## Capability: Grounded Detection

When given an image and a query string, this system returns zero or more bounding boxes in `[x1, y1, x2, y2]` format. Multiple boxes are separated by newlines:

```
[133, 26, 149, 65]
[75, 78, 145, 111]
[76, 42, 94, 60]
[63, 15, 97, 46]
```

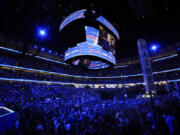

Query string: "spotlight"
[33, 45, 38, 49]
[48, 50, 52, 53]
[150, 44, 159, 51]
[37, 28, 47, 38]
[39, 30, 46, 36]
[152, 45, 157, 50]
[41, 48, 45, 51]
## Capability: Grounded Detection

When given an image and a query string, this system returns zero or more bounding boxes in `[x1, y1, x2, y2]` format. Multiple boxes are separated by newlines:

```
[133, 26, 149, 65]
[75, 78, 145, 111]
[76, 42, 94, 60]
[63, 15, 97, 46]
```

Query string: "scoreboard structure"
[59, 9, 120, 69]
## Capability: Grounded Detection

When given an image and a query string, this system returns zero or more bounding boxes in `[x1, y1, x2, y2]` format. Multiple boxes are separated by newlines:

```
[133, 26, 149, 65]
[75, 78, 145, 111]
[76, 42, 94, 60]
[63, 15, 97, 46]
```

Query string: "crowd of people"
[0, 41, 180, 135]
[0, 81, 180, 135]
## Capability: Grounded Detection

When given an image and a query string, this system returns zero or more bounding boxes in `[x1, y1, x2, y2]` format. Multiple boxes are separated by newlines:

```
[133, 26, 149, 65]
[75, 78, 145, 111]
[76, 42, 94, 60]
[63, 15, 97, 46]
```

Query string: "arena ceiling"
[0, 0, 179, 60]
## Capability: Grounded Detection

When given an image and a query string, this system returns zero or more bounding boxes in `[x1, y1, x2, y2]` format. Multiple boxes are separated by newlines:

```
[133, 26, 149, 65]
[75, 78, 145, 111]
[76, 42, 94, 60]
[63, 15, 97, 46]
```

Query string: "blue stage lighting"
[40, 30, 45, 36]
[33, 45, 38, 49]
[151, 45, 157, 50]
[41, 48, 45, 51]
[48, 50, 52, 53]
[37, 28, 47, 37]
[150, 44, 159, 51]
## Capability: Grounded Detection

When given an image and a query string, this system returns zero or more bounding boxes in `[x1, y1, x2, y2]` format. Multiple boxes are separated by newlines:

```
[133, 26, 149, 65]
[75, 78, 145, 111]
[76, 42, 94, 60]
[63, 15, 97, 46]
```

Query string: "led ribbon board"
[72, 60, 110, 69]
[59, 9, 86, 31]
[65, 42, 115, 67]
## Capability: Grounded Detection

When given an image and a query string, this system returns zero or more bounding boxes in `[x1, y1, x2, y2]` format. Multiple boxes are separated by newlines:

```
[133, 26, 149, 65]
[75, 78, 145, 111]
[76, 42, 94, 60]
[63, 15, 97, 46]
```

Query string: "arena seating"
[0, 45, 180, 135]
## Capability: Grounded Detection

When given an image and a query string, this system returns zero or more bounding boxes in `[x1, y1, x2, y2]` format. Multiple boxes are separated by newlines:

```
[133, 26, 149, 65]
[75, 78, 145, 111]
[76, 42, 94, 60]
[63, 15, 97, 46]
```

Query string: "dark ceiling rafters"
[0, 0, 179, 59]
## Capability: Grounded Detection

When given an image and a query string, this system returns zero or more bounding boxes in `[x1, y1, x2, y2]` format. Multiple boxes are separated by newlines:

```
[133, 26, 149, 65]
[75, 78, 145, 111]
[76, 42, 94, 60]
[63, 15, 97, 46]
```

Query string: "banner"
[137, 39, 156, 94]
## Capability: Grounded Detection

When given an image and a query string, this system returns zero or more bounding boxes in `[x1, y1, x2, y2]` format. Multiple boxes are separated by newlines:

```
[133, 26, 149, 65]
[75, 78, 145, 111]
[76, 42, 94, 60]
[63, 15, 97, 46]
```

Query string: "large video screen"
[65, 42, 116, 64]
[64, 26, 116, 69]
[98, 25, 116, 56]
[85, 26, 99, 45]
[85, 25, 116, 56]
[96, 16, 120, 39]
[59, 9, 120, 69]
